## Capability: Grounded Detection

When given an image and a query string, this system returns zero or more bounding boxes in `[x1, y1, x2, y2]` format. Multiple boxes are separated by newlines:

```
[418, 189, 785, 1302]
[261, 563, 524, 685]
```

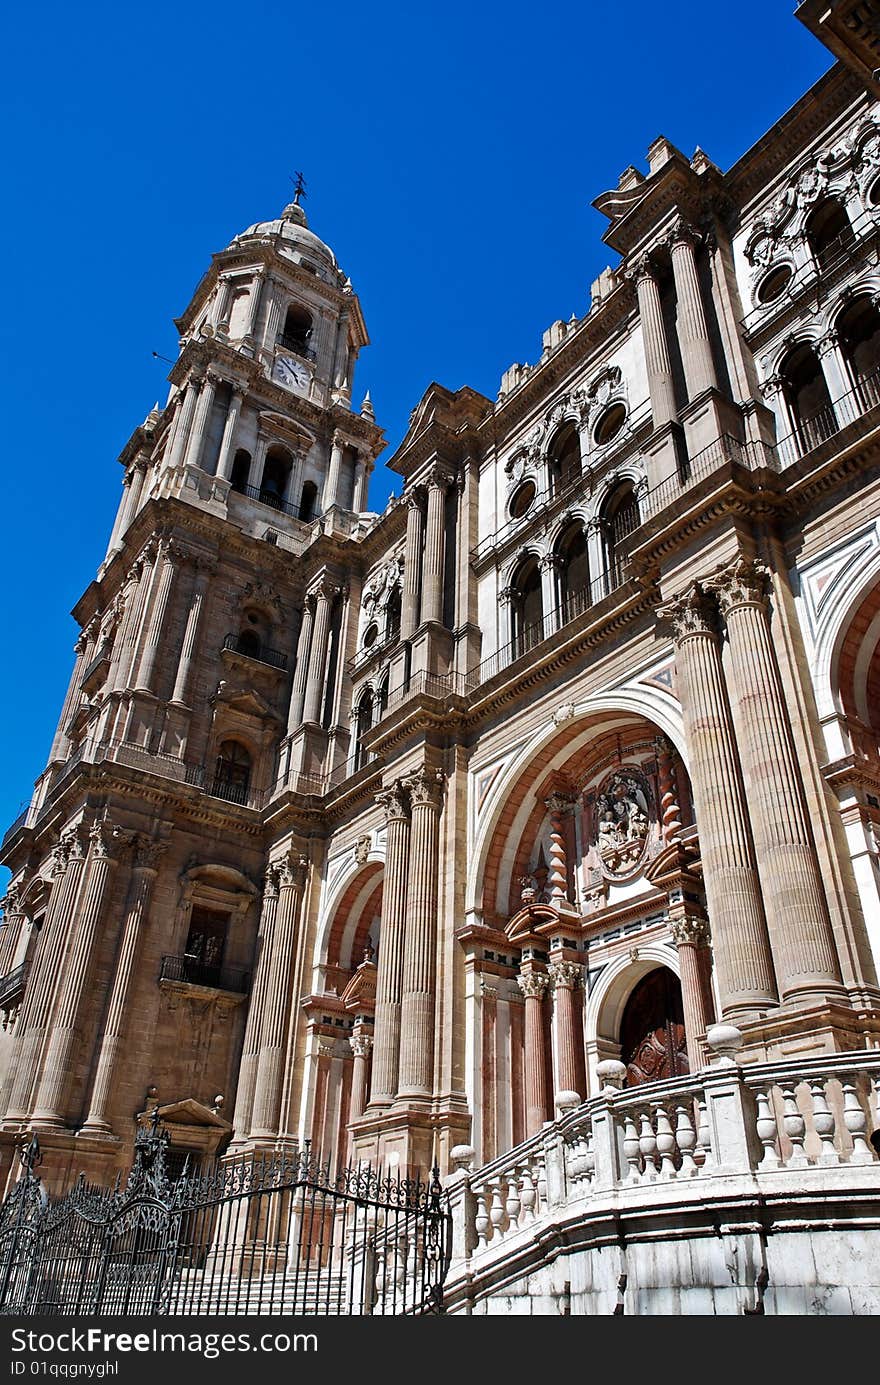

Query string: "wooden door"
[619, 967, 688, 1087]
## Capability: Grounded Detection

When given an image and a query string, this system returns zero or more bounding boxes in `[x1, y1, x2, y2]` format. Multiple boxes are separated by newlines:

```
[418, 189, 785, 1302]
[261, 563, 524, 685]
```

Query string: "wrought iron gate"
[0, 1120, 451, 1316]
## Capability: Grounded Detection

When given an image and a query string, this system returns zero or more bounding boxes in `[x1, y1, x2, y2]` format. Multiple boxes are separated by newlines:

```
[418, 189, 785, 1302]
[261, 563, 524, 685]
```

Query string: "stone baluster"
[474, 1190, 490, 1249]
[400, 492, 424, 640]
[638, 1109, 658, 1181]
[349, 1032, 373, 1122]
[754, 1086, 782, 1170]
[549, 959, 582, 1100]
[369, 781, 411, 1105]
[629, 253, 678, 427]
[133, 542, 178, 694]
[397, 767, 445, 1100]
[696, 1096, 713, 1169]
[81, 838, 166, 1133]
[519, 1163, 537, 1223]
[421, 469, 451, 627]
[668, 220, 718, 399]
[675, 1104, 698, 1176]
[622, 1111, 642, 1182]
[504, 1172, 521, 1234]
[31, 819, 127, 1128]
[670, 915, 713, 1070]
[809, 1079, 839, 1166]
[707, 559, 846, 1005]
[780, 1082, 809, 1168]
[841, 1080, 873, 1164]
[230, 866, 280, 1140]
[658, 584, 778, 1017]
[215, 389, 245, 482]
[249, 854, 309, 1139]
[654, 1104, 677, 1178]
[301, 581, 336, 726]
[170, 560, 211, 706]
[517, 970, 550, 1137]
[488, 1180, 505, 1242]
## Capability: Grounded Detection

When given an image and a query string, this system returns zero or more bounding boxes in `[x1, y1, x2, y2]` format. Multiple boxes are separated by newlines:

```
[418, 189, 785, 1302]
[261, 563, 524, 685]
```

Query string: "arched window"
[260, 448, 292, 510]
[385, 587, 402, 643]
[510, 556, 544, 658]
[779, 342, 835, 453]
[230, 449, 251, 495]
[546, 423, 581, 497]
[377, 672, 390, 720]
[555, 521, 591, 623]
[299, 480, 318, 522]
[213, 740, 251, 805]
[280, 303, 313, 356]
[601, 482, 640, 592]
[353, 690, 374, 771]
[837, 294, 880, 409]
[805, 197, 854, 272]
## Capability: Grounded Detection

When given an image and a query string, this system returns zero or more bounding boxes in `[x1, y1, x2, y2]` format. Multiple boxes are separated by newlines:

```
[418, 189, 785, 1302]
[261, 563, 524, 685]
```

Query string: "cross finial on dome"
[290, 171, 307, 206]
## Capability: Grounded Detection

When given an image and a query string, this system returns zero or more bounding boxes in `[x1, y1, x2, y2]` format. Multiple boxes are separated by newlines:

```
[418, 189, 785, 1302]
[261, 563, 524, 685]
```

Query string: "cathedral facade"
[3, 0, 880, 1313]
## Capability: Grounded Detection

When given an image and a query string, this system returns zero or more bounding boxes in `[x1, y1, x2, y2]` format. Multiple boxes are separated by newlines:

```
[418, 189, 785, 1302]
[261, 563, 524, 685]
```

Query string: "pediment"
[214, 682, 279, 720]
[146, 1098, 232, 1131]
[341, 959, 377, 1011]
[258, 411, 315, 452]
[505, 902, 561, 944]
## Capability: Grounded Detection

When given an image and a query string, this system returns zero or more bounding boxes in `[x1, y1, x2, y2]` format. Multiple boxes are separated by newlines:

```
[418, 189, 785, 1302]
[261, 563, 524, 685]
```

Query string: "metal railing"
[0, 960, 28, 1010]
[159, 953, 249, 994]
[277, 333, 316, 360]
[229, 483, 314, 523]
[773, 366, 880, 468]
[222, 633, 288, 670]
[1, 808, 30, 851]
[209, 776, 251, 807]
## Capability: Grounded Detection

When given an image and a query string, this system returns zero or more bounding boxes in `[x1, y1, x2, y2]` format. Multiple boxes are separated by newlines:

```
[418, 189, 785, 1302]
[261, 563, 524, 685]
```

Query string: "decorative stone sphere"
[555, 1090, 581, 1114]
[706, 1023, 744, 1065]
[596, 1059, 627, 1091]
[450, 1144, 476, 1172]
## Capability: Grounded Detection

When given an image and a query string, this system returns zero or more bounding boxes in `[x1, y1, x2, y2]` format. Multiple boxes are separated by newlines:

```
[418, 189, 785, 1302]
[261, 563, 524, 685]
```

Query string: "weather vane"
[290, 171, 307, 205]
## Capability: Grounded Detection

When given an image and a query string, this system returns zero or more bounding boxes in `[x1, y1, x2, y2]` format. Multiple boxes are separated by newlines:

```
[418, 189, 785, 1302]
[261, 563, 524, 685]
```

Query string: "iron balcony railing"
[159, 953, 249, 994]
[0, 960, 28, 1010]
[772, 366, 880, 469]
[229, 482, 316, 523]
[221, 633, 288, 670]
[277, 332, 316, 360]
[1, 807, 30, 851]
[209, 776, 251, 806]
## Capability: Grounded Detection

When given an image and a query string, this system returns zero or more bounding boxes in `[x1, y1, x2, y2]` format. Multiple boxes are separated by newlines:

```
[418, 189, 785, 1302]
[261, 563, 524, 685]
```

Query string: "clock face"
[274, 354, 309, 390]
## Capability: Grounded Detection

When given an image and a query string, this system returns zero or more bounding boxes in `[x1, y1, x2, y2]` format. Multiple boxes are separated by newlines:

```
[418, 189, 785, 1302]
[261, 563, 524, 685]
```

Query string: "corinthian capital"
[279, 853, 309, 888]
[624, 251, 657, 287]
[133, 837, 168, 872]
[656, 582, 717, 643]
[89, 818, 129, 861]
[549, 960, 581, 990]
[517, 970, 549, 1000]
[350, 1033, 374, 1059]
[670, 915, 711, 948]
[425, 464, 455, 492]
[668, 218, 701, 250]
[376, 779, 410, 823]
[405, 766, 446, 808]
[704, 557, 769, 615]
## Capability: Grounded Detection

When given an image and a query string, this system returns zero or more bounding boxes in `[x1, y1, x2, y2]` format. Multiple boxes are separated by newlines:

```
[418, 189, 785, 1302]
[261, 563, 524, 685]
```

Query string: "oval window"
[509, 479, 537, 519]
[362, 622, 379, 649]
[757, 264, 793, 304]
[869, 176, 880, 209]
[593, 403, 627, 446]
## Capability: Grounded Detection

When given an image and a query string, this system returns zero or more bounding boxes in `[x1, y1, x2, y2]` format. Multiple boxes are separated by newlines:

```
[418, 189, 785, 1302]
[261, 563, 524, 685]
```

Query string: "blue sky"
[0, 2, 832, 842]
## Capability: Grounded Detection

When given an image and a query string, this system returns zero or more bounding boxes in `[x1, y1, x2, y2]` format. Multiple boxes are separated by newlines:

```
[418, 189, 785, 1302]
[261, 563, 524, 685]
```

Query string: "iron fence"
[0, 1123, 451, 1317]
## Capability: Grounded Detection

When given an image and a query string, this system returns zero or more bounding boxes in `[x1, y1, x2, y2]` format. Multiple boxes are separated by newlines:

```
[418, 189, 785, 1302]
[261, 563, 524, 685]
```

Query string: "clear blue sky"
[0, 1, 832, 844]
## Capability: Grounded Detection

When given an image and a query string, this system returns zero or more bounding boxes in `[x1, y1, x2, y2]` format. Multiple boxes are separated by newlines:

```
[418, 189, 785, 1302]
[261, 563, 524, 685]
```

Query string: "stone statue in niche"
[594, 768, 652, 877]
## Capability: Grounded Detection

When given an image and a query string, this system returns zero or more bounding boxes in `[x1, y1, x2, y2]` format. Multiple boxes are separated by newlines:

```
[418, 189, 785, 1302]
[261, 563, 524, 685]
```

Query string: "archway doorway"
[619, 967, 689, 1086]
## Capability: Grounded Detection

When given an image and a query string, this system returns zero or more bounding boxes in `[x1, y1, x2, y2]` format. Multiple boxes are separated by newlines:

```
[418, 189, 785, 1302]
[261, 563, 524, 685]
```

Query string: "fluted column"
[400, 493, 424, 639]
[48, 632, 90, 762]
[170, 561, 211, 705]
[658, 585, 777, 1017]
[0, 883, 27, 977]
[668, 221, 718, 400]
[241, 271, 265, 344]
[708, 560, 845, 1004]
[105, 460, 146, 558]
[3, 828, 88, 1124]
[231, 866, 280, 1139]
[110, 550, 154, 694]
[301, 582, 335, 725]
[349, 1032, 373, 1121]
[134, 543, 177, 694]
[182, 374, 218, 472]
[249, 855, 308, 1139]
[322, 431, 345, 511]
[422, 470, 450, 627]
[215, 390, 244, 482]
[631, 254, 678, 427]
[165, 378, 202, 471]
[31, 820, 126, 1127]
[397, 767, 445, 1100]
[369, 782, 411, 1105]
[212, 276, 233, 331]
[81, 838, 166, 1133]
[518, 970, 550, 1137]
[353, 454, 371, 512]
[670, 916, 714, 1070]
[549, 960, 582, 1100]
[287, 599, 314, 733]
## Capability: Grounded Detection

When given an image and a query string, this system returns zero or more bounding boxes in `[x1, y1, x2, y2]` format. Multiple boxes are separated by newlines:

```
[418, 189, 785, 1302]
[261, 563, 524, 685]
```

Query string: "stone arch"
[812, 534, 880, 723]
[582, 945, 681, 1087]
[312, 853, 385, 975]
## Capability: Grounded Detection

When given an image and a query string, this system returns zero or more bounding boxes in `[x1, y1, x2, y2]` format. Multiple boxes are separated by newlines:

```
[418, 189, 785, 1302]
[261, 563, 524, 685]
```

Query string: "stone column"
[212, 276, 233, 331]
[353, 454, 371, 512]
[231, 866, 280, 1139]
[182, 374, 218, 472]
[322, 432, 345, 512]
[81, 839, 166, 1133]
[670, 916, 714, 1070]
[545, 792, 574, 903]
[242, 271, 265, 344]
[249, 855, 309, 1139]
[709, 559, 846, 1005]
[170, 561, 211, 706]
[31, 820, 125, 1127]
[134, 543, 177, 694]
[287, 599, 314, 733]
[349, 1032, 373, 1121]
[400, 493, 424, 639]
[668, 221, 718, 400]
[518, 970, 550, 1137]
[215, 390, 245, 482]
[421, 470, 450, 627]
[165, 378, 202, 472]
[105, 460, 146, 558]
[658, 585, 778, 1017]
[3, 828, 88, 1124]
[369, 781, 411, 1105]
[397, 767, 445, 1100]
[630, 254, 678, 428]
[301, 582, 335, 725]
[110, 550, 154, 695]
[47, 633, 90, 763]
[0, 884, 27, 977]
[549, 960, 582, 1100]
[656, 735, 683, 841]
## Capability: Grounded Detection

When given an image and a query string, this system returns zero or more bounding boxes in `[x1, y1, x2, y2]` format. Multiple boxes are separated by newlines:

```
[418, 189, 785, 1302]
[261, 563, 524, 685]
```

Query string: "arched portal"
[619, 966, 689, 1086]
